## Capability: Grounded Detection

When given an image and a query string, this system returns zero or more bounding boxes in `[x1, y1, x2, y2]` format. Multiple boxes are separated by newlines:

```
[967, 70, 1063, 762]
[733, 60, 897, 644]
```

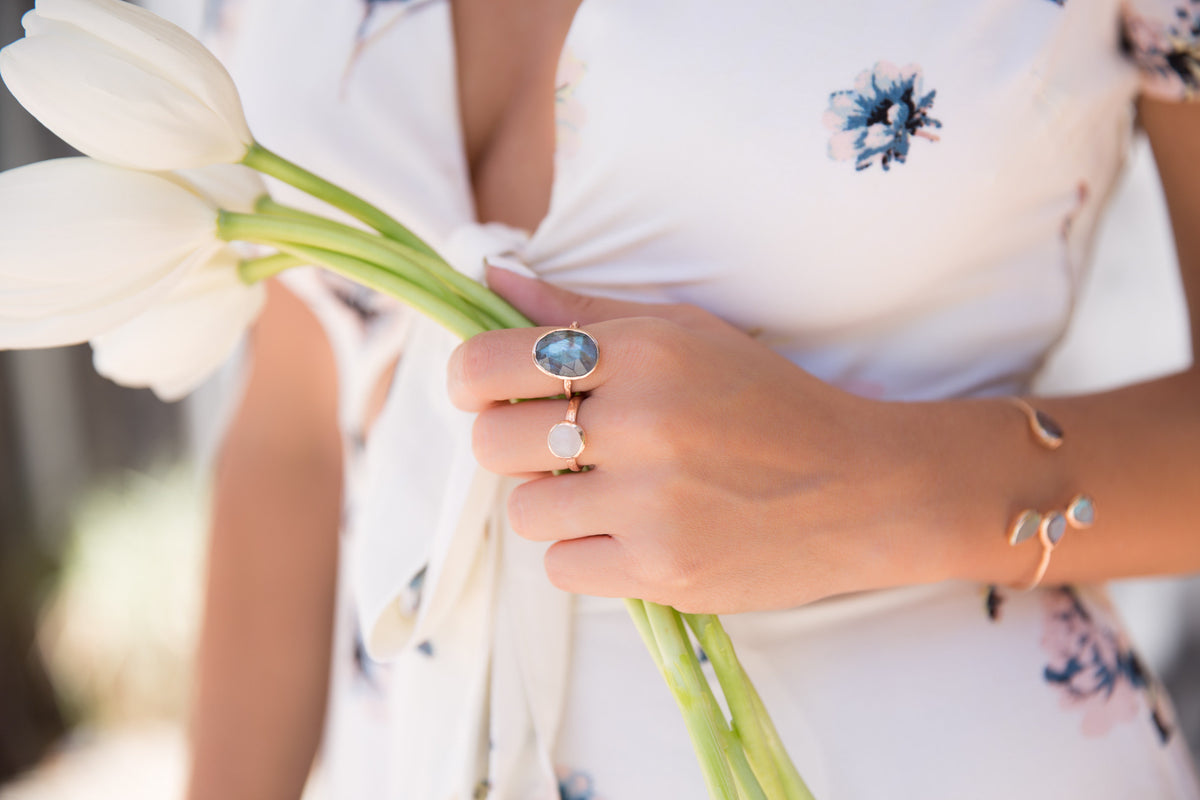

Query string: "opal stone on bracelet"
[1039, 510, 1068, 548]
[1066, 494, 1095, 528]
[1009, 510, 1042, 546]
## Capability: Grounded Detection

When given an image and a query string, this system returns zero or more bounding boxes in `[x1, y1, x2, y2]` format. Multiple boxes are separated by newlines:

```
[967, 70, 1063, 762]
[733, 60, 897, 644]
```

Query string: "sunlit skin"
[187, 0, 1200, 796]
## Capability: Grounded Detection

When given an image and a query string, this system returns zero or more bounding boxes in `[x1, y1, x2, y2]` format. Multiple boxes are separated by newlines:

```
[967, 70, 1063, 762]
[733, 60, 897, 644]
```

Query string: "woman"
[187, 0, 1200, 797]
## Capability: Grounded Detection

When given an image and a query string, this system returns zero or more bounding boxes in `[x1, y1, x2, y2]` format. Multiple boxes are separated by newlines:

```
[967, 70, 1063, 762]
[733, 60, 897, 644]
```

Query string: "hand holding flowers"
[0, 1, 817, 796]
[452, 266, 955, 614]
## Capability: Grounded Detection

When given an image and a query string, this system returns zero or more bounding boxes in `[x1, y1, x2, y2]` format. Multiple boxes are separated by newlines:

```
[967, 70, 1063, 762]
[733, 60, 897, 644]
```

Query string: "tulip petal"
[27, 0, 252, 146]
[1, 32, 249, 170]
[0, 158, 223, 347]
[91, 249, 265, 401]
[0, 158, 217, 281]
[0, 243, 223, 348]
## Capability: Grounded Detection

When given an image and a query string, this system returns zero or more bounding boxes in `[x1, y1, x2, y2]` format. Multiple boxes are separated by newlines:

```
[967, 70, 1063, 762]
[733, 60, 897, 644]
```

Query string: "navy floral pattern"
[557, 768, 600, 800]
[1121, 0, 1200, 99]
[824, 62, 942, 171]
[984, 586, 1174, 743]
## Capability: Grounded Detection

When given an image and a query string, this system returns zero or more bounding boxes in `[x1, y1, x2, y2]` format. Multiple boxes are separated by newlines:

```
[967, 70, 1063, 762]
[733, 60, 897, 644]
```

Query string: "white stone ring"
[548, 394, 586, 471]
[532, 322, 599, 397]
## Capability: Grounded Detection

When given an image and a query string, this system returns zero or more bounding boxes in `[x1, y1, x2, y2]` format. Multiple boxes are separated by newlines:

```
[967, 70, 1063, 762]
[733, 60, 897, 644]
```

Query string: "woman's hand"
[447, 267, 961, 613]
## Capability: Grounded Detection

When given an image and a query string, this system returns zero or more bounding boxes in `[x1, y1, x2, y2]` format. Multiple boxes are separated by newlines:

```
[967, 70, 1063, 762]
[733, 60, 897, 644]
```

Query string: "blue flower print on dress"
[557, 767, 601, 800]
[824, 62, 942, 171]
[1121, 0, 1200, 100]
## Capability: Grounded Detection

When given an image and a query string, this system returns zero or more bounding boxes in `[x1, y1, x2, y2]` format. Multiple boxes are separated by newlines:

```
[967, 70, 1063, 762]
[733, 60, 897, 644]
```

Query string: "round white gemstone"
[548, 422, 586, 459]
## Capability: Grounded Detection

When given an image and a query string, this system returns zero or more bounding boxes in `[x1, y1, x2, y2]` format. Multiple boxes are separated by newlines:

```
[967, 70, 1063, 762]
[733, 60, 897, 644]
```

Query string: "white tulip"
[0, 0, 254, 171]
[0, 157, 225, 348]
[91, 249, 265, 401]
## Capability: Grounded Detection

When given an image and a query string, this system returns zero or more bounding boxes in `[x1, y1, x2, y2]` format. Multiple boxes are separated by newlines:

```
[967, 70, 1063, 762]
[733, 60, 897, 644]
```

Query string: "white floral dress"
[214, 0, 1200, 797]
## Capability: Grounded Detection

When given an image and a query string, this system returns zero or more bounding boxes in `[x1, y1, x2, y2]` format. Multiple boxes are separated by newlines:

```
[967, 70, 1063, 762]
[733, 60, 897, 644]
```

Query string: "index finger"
[447, 315, 684, 411]
[447, 323, 612, 411]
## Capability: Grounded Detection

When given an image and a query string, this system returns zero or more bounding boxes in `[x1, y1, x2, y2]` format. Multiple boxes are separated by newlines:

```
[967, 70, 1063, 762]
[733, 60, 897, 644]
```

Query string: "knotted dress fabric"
[348, 222, 570, 799]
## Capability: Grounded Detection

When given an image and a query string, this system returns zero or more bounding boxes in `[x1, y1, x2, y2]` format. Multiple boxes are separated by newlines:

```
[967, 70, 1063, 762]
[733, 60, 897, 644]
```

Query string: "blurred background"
[0, 0, 1198, 797]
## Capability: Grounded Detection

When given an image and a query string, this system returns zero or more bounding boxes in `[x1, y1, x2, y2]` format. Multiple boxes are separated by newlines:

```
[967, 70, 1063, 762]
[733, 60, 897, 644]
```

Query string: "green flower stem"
[251, 198, 532, 331]
[218, 210, 458, 306]
[745, 664, 813, 800]
[247, 242, 487, 340]
[624, 599, 667, 672]
[236, 252, 307, 284]
[686, 614, 814, 800]
[642, 601, 741, 800]
[242, 142, 439, 259]
[664, 608, 767, 800]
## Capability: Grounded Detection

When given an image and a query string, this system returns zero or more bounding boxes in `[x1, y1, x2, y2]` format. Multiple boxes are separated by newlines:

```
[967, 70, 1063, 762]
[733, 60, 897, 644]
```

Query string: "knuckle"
[639, 539, 703, 604]
[620, 317, 688, 377]
[621, 405, 685, 463]
[667, 302, 711, 330]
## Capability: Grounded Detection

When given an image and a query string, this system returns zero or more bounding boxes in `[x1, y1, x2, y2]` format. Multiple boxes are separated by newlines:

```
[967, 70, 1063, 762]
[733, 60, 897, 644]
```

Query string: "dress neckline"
[441, 0, 590, 249]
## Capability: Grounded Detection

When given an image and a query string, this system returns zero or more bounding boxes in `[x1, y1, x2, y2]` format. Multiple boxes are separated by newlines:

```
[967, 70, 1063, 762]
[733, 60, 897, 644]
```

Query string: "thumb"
[486, 263, 643, 328]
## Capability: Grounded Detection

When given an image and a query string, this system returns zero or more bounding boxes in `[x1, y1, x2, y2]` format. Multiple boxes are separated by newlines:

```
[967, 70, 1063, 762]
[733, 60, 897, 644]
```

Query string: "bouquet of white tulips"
[0, 2, 814, 797]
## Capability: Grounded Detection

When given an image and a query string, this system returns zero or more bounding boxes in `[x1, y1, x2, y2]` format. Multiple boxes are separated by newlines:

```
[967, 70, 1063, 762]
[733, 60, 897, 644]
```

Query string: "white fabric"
[218, 0, 1200, 797]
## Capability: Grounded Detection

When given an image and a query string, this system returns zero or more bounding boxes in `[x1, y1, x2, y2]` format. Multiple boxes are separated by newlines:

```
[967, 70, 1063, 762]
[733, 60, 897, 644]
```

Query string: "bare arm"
[186, 281, 342, 800]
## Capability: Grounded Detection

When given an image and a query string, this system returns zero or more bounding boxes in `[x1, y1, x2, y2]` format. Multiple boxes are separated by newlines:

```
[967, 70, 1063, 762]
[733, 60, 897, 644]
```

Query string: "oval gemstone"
[1067, 495, 1095, 528]
[1042, 512, 1067, 546]
[548, 421, 586, 459]
[534, 329, 599, 380]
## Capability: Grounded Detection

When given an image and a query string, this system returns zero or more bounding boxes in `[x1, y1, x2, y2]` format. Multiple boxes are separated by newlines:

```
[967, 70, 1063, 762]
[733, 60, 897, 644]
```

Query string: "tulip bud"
[0, 157, 225, 348]
[0, 0, 254, 171]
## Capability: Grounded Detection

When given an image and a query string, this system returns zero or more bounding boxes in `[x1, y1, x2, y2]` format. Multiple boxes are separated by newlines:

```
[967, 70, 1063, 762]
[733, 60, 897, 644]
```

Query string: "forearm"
[186, 435, 342, 800]
[907, 369, 1200, 590]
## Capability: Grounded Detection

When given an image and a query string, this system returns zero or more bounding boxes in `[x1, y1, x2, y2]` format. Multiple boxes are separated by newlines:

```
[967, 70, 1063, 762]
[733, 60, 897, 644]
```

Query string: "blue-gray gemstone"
[534, 329, 598, 379]
[1044, 512, 1067, 546]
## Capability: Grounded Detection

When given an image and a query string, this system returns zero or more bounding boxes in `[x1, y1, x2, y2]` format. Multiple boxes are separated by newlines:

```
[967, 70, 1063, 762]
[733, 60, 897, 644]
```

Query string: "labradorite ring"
[532, 322, 599, 397]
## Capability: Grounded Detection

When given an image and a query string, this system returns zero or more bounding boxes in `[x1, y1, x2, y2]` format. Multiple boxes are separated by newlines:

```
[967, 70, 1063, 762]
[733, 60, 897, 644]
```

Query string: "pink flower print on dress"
[555, 48, 588, 161]
[824, 61, 941, 171]
[1039, 588, 1142, 738]
[1120, 1, 1200, 100]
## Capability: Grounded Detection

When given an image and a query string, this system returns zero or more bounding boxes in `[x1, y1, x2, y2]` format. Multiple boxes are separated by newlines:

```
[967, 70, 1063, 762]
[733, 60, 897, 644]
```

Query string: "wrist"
[892, 397, 1076, 589]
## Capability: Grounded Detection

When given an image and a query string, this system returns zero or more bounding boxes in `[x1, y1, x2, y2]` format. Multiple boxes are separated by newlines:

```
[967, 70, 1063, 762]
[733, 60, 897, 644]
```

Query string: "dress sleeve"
[1120, 0, 1200, 101]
